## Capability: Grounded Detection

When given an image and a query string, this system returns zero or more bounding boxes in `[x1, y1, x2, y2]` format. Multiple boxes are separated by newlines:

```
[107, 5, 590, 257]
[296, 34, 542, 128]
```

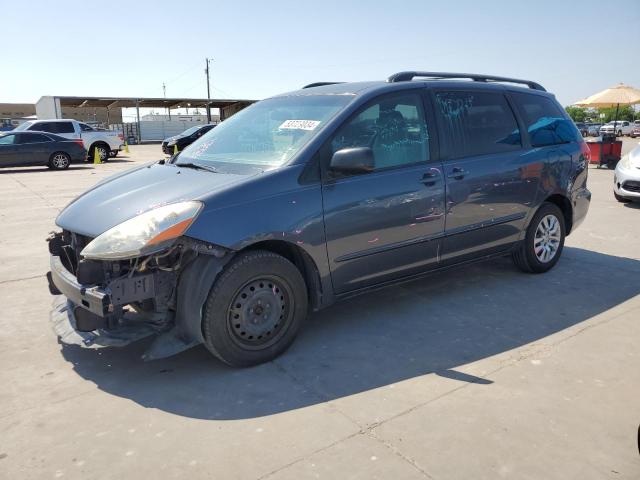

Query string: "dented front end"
[47, 230, 231, 359]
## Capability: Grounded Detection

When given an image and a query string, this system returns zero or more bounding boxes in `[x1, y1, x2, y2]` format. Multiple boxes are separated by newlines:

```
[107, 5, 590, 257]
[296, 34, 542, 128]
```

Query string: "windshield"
[181, 126, 203, 136]
[13, 121, 33, 131]
[177, 95, 352, 168]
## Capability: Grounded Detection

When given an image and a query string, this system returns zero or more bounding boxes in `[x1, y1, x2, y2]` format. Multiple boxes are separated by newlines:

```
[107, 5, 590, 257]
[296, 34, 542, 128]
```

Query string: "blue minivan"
[48, 71, 591, 366]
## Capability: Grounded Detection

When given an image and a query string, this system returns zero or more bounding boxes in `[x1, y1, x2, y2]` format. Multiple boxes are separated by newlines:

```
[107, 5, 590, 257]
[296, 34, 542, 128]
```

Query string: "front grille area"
[622, 180, 640, 193]
[60, 230, 94, 275]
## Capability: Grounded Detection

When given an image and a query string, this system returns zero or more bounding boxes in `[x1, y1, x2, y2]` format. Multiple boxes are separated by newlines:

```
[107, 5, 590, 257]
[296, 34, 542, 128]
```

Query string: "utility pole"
[163, 82, 170, 120]
[205, 58, 212, 123]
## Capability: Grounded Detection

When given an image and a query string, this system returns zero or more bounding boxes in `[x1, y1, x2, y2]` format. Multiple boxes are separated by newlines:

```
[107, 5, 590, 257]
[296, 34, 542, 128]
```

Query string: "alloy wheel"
[534, 214, 561, 263]
[52, 153, 69, 169]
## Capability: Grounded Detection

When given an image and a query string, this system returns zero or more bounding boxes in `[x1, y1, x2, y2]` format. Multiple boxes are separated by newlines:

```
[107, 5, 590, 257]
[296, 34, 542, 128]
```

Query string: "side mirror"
[329, 147, 374, 175]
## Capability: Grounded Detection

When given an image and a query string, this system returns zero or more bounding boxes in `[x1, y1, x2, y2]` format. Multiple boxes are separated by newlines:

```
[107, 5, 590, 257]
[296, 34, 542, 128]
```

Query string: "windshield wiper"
[175, 162, 219, 173]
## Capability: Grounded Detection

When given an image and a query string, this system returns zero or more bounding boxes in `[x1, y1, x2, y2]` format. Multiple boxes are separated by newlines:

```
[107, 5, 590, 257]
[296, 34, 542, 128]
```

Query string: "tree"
[597, 105, 635, 122]
[565, 106, 587, 122]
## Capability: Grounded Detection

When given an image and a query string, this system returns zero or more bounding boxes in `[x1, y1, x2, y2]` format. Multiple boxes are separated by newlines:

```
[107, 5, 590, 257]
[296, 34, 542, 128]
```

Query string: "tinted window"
[52, 122, 75, 134]
[16, 133, 50, 144]
[434, 91, 521, 159]
[0, 134, 17, 145]
[331, 92, 429, 170]
[79, 123, 94, 132]
[30, 122, 53, 132]
[511, 92, 580, 147]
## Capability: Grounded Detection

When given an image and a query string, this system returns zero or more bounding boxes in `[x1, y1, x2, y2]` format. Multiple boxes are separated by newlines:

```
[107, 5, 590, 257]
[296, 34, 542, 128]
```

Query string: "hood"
[56, 162, 250, 237]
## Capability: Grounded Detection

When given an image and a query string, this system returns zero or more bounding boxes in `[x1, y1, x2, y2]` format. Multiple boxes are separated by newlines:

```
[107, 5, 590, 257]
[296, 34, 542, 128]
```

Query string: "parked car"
[162, 124, 216, 154]
[14, 119, 124, 161]
[599, 120, 633, 136]
[614, 145, 640, 202]
[574, 122, 588, 137]
[0, 131, 86, 169]
[630, 124, 640, 138]
[587, 123, 603, 136]
[47, 71, 591, 367]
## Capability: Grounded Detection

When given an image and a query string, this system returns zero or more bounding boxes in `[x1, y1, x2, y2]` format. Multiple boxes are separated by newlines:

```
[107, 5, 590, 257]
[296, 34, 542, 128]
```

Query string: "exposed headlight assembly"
[81, 201, 203, 260]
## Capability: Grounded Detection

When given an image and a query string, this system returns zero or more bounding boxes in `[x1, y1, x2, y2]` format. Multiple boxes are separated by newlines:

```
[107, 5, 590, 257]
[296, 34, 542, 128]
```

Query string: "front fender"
[184, 169, 332, 304]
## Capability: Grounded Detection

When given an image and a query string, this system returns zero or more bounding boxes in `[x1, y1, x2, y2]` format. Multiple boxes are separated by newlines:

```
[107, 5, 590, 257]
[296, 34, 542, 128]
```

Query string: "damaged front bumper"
[46, 231, 231, 360]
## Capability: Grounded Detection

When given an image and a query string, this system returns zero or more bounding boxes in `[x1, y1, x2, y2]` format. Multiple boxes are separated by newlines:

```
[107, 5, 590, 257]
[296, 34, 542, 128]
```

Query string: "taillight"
[73, 139, 85, 148]
[118, 133, 124, 141]
[579, 140, 591, 163]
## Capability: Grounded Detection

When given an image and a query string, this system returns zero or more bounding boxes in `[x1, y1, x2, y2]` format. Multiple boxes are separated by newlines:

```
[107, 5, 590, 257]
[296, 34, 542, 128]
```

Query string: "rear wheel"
[512, 202, 565, 273]
[48, 152, 71, 170]
[89, 143, 110, 162]
[202, 250, 308, 367]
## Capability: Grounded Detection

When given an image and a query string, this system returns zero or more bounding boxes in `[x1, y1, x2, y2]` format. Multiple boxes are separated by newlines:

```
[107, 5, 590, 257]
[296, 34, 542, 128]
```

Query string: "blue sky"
[2, 0, 639, 109]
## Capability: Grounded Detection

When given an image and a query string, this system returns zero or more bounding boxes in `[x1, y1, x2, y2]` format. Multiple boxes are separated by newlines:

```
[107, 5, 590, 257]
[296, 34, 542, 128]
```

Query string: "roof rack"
[387, 71, 546, 91]
[302, 82, 344, 89]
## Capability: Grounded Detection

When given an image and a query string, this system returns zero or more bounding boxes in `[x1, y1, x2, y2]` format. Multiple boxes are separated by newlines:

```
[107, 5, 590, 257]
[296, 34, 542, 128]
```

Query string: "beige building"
[0, 102, 122, 124]
[0, 103, 36, 118]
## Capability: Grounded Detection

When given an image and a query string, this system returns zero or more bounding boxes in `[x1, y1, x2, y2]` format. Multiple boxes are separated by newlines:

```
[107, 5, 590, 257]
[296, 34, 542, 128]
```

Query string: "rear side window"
[17, 133, 50, 144]
[79, 123, 94, 132]
[434, 91, 521, 159]
[32, 122, 74, 134]
[30, 122, 53, 132]
[511, 92, 580, 147]
[52, 122, 75, 134]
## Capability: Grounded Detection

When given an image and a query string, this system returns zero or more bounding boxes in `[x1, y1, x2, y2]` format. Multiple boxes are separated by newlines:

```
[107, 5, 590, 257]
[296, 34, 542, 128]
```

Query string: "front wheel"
[109, 150, 118, 158]
[202, 250, 308, 367]
[512, 202, 565, 273]
[48, 152, 71, 170]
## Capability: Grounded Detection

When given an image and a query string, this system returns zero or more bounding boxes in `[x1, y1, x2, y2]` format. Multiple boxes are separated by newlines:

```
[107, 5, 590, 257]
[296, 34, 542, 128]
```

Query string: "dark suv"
[47, 71, 591, 367]
[161, 124, 216, 154]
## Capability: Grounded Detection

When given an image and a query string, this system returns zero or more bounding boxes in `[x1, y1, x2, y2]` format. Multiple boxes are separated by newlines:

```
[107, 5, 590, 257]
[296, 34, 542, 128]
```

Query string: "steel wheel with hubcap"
[202, 250, 308, 367]
[49, 152, 71, 170]
[512, 202, 565, 273]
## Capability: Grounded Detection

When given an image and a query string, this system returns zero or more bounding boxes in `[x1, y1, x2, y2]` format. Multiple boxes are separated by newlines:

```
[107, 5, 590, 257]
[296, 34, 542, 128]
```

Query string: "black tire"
[512, 202, 565, 274]
[89, 143, 110, 162]
[109, 150, 118, 158]
[617, 130, 622, 137]
[614, 191, 630, 203]
[202, 250, 308, 367]
[48, 152, 71, 170]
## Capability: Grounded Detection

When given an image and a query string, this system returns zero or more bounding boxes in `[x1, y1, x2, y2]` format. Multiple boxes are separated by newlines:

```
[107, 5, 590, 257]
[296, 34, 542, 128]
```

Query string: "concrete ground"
[1, 141, 639, 479]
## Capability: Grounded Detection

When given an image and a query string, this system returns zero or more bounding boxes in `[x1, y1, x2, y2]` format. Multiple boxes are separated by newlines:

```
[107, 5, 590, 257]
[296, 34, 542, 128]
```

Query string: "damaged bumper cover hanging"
[47, 233, 232, 360]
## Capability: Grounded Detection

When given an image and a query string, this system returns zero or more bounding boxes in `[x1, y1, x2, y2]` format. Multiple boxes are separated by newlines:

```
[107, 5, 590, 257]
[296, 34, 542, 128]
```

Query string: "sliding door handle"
[420, 168, 440, 186]
[447, 167, 469, 180]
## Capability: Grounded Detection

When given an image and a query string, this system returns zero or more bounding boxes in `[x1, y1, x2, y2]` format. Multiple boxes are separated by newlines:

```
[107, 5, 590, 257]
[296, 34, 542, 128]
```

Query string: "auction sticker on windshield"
[279, 120, 321, 131]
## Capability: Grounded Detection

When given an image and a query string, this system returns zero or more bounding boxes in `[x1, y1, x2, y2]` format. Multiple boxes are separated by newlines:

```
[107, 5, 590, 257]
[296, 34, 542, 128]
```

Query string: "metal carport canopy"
[55, 96, 255, 110]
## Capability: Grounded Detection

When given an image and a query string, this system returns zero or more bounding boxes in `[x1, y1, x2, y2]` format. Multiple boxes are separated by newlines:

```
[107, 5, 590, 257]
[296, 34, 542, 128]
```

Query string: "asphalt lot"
[1, 140, 639, 479]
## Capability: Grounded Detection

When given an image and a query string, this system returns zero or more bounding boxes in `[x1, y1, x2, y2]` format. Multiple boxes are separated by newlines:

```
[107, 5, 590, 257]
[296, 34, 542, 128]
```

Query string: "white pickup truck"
[14, 119, 124, 161]
[599, 120, 634, 136]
